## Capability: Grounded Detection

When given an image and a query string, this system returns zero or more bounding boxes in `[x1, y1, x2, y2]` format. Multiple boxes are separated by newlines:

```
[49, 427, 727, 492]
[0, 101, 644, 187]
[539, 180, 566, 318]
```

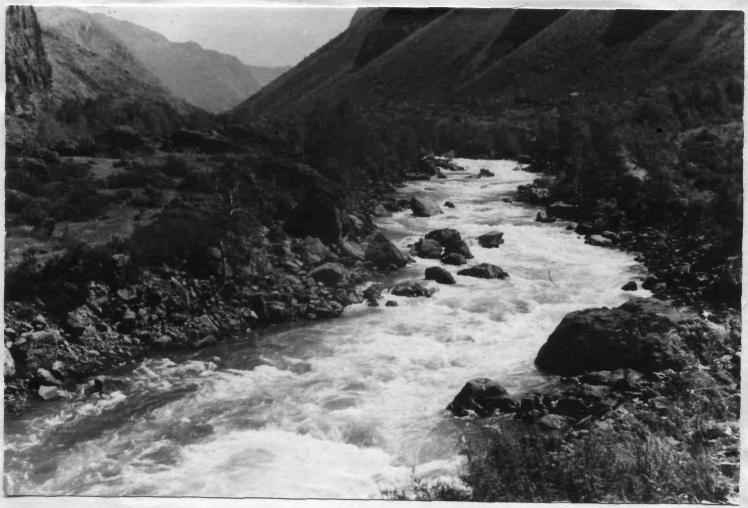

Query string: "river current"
[4, 159, 649, 497]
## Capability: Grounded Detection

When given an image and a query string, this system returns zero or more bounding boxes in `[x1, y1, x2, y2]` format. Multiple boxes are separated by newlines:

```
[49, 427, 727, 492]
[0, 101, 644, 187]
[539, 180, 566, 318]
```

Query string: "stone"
[457, 263, 509, 279]
[586, 235, 613, 247]
[38, 385, 63, 401]
[36, 368, 62, 386]
[621, 281, 638, 291]
[385, 300, 398, 307]
[575, 222, 596, 235]
[535, 298, 691, 376]
[642, 276, 658, 290]
[365, 233, 409, 270]
[537, 414, 574, 430]
[425, 266, 455, 285]
[447, 378, 516, 417]
[363, 283, 384, 305]
[441, 253, 467, 266]
[477, 231, 504, 248]
[410, 196, 443, 217]
[341, 239, 365, 260]
[414, 238, 443, 259]
[444, 201, 455, 208]
[547, 202, 580, 221]
[309, 262, 346, 286]
[444, 239, 473, 259]
[4, 346, 16, 378]
[372, 204, 391, 217]
[391, 280, 438, 298]
[535, 211, 556, 223]
[478, 168, 495, 177]
[425, 228, 462, 247]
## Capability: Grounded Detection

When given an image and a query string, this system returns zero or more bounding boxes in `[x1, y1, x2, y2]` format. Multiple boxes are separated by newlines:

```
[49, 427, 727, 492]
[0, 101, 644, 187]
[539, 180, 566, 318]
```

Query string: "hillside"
[231, 9, 743, 119]
[90, 13, 283, 113]
[33, 6, 203, 153]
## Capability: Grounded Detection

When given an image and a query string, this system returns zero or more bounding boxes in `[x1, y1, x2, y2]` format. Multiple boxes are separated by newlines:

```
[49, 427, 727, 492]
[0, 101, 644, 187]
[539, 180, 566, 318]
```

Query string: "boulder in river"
[391, 280, 438, 298]
[372, 204, 392, 217]
[410, 196, 443, 217]
[621, 281, 638, 291]
[425, 266, 455, 285]
[441, 253, 467, 266]
[444, 239, 473, 259]
[425, 228, 462, 247]
[458, 263, 508, 279]
[535, 211, 556, 223]
[447, 378, 516, 417]
[414, 238, 443, 259]
[478, 231, 504, 248]
[586, 235, 613, 247]
[444, 201, 455, 208]
[478, 168, 495, 177]
[363, 283, 384, 306]
[535, 298, 692, 376]
[365, 233, 409, 270]
[309, 263, 346, 286]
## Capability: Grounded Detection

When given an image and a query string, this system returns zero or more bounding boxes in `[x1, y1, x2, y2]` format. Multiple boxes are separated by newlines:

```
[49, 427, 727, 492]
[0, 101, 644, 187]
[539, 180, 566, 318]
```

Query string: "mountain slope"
[230, 8, 743, 120]
[90, 13, 271, 113]
[34, 6, 201, 149]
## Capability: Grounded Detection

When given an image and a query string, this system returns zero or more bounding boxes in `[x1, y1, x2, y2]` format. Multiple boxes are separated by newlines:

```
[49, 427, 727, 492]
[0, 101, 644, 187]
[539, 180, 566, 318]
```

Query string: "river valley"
[4, 159, 651, 497]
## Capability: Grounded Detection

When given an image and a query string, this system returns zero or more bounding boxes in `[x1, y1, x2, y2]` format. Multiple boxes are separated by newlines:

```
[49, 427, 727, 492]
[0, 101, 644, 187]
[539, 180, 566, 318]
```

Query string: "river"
[4, 158, 650, 497]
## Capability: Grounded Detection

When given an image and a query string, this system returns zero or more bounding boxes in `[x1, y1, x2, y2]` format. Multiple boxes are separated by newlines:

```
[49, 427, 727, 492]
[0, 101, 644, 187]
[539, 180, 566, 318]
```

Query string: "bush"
[161, 155, 189, 177]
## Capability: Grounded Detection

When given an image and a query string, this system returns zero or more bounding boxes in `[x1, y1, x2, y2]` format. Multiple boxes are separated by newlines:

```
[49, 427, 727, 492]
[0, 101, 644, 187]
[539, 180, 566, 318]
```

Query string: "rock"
[575, 222, 596, 235]
[478, 231, 504, 248]
[586, 235, 613, 247]
[602, 231, 620, 243]
[116, 287, 138, 302]
[391, 280, 438, 298]
[621, 281, 638, 291]
[516, 183, 550, 204]
[535, 211, 556, 223]
[478, 168, 494, 177]
[547, 202, 580, 221]
[436, 171, 447, 179]
[4, 346, 16, 378]
[155, 335, 172, 347]
[444, 201, 455, 208]
[309, 262, 346, 286]
[457, 263, 509, 279]
[36, 368, 62, 386]
[444, 239, 473, 259]
[425, 228, 462, 247]
[535, 298, 691, 376]
[447, 378, 516, 417]
[340, 238, 365, 260]
[642, 276, 658, 290]
[365, 233, 409, 270]
[38, 385, 63, 401]
[537, 414, 574, 430]
[207, 247, 223, 260]
[410, 196, 443, 217]
[372, 204, 391, 217]
[414, 238, 443, 259]
[363, 283, 384, 306]
[66, 306, 96, 335]
[441, 253, 467, 266]
[385, 300, 399, 307]
[425, 266, 455, 285]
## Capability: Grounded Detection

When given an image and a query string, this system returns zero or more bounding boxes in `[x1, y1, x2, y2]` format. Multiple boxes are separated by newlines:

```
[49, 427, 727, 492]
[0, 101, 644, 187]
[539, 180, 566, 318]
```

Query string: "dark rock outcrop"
[441, 253, 467, 265]
[391, 280, 438, 297]
[410, 196, 443, 217]
[285, 188, 342, 244]
[621, 281, 638, 291]
[457, 263, 508, 279]
[535, 298, 692, 376]
[425, 228, 462, 246]
[309, 263, 345, 286]
[478, 231, 504, 248]
[414, 238, 443, 258]
[425, 266, 455, 284]
[447, 378, 516, 417]
[364, 232, 409, 270]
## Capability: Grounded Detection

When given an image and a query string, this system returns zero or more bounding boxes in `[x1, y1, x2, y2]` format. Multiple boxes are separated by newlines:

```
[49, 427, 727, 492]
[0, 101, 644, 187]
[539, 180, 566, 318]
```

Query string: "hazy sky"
[84, 6, 355, 67]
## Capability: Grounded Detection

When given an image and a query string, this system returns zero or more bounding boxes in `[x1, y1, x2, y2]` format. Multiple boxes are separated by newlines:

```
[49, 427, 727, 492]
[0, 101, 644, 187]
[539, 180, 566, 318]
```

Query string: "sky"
[83, 6, 355, 67]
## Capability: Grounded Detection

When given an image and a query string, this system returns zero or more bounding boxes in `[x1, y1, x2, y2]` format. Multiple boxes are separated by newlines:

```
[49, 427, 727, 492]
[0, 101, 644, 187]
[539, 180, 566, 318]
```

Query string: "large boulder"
[309, 263, 345, 286]
[458, 263, 508, 279]
[586, 235, 613, 247]
[414, 238, 443, 258]
[425, 266, 455, 285]
[365, 233, 409, 270]
[535, 298, 692, 376]
[391, 280, 438, 298]
[363, 283, 385, 306]
[444, 239, 473, 259]
[478, 168, 495, 178]
[447, 378, 516, 417]
[425, 228, 462, 247]
[441, 253, 467, 265]
[410, 196, 443, 217]
[4, 346, 15, 378]
[477, 231, 504, 248]
[548, 202, 580, 221]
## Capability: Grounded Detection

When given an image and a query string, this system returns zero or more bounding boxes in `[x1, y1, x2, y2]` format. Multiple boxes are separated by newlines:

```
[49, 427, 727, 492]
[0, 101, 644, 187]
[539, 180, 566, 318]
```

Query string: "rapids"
[3, 159, 650, 497]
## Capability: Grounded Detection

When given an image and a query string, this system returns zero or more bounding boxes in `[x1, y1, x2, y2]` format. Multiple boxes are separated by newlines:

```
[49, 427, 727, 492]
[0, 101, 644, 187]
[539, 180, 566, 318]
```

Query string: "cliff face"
[5, 6, 52, 149]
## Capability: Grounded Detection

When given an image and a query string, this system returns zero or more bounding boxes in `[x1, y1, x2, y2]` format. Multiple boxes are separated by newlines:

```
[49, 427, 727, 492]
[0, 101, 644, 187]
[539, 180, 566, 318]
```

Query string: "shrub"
[161, 154, 189, 177]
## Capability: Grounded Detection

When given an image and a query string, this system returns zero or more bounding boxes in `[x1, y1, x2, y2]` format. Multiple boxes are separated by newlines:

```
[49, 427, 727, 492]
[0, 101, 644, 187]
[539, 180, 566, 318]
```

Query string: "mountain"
[89, 13, 282, 113]
[230, 8, 743, 119]
[30, 6, 202, 152]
